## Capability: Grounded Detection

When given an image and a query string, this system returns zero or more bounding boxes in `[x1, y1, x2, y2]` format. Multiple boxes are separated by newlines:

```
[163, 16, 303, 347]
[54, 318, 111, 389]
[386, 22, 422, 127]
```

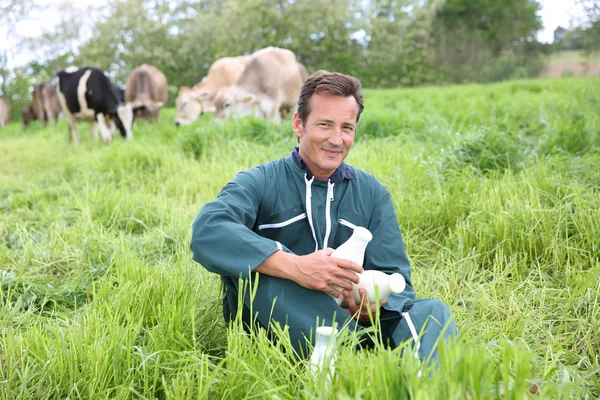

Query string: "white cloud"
[1, 0, 102, 68]
[537, 0, 586, 43]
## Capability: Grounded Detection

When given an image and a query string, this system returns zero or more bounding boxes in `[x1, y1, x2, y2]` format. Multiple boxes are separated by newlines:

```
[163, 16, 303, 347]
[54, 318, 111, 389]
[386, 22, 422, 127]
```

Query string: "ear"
[191, 91, 209, 101]
[292, 112, 303, 139]
[133, 105, 147, 116]
[239, 93, 256, 105]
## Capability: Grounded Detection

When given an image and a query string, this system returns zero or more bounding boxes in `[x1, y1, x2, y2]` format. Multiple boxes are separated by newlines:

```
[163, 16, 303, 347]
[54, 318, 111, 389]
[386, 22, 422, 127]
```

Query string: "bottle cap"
[353, 227, 373, 242]
[316, 326, 339, 337]
[389, 273, 406, 293]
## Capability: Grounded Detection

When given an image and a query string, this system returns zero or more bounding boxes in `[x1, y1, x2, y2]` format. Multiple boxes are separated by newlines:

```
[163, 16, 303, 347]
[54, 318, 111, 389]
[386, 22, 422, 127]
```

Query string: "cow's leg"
[259, 98, 280, 123]
[90, 122, 99, 140]
[108, 119, 117, 139]
[96, 113, 113, 144]
[66, 115, 80, 145]
[269, 101, 282, 124]
[43, 98, 55, 126]
[46, 108, 56, 126]
[35, 102, 45, 126]
[56, 91, 79, 144]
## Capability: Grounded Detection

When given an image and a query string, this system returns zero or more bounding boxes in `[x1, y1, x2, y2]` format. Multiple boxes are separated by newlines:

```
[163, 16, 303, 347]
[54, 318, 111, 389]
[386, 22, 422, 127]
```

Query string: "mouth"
[323, 149, 342, 157]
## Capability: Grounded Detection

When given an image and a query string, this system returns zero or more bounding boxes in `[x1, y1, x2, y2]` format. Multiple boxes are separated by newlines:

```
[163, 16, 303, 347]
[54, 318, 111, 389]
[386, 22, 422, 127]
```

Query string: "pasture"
[1, 77, 599, 399]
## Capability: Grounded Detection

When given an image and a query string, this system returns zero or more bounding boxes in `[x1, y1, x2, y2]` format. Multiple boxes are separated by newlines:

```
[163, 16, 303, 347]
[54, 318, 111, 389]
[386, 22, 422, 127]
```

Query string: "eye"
[224, 103, 230, 108]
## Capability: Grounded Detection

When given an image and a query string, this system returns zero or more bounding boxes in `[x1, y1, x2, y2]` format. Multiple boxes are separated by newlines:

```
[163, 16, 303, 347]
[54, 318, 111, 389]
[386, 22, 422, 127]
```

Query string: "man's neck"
[290, 147, 355, 183]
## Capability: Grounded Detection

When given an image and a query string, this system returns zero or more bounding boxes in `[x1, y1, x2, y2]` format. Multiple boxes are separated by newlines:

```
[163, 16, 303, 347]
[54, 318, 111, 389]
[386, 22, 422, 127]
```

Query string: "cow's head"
[109, 103, 133, 138]
[214, 87, 259, 120]
[131, 102, 163, 120]
[22, 104, 36, 127]
[175, 87, 203, 126]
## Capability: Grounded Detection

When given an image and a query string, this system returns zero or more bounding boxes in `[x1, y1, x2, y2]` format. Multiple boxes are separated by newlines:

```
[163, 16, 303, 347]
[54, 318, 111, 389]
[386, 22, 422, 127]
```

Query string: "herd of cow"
[0, 47, 309, 145]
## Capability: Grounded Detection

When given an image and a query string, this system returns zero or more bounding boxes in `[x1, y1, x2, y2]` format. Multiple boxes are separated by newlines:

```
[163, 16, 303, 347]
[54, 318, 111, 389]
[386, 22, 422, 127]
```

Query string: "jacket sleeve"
[190, 169, 288, 279]
[365, 191, 417, 306]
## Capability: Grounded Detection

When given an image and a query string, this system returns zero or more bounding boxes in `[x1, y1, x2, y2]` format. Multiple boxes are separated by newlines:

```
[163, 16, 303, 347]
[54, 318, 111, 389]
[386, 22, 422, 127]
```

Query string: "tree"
[575, 0, 600, 54]
[432, 0, 545, 83]
[553, 26, 566, 47]
[0, 0, 33, 98]
[359, 0, 445, 86]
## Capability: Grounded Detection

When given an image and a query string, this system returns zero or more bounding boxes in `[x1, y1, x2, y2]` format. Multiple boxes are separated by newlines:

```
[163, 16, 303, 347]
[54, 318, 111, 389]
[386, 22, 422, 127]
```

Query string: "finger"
[331, 277, 354, 292]
[326, 286, 343, 298]
[343, 290, 359, 313]
[323, 248, 335, 256]
[331, 258, 364, 274]
[359, 288, 368, 305]
[338, 269, 360, 284]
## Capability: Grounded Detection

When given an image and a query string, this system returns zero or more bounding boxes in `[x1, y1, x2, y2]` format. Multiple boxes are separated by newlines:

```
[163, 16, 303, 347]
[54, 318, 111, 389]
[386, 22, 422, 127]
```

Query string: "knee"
[424, 298, 457, 336]
[427, 299, 452, 317]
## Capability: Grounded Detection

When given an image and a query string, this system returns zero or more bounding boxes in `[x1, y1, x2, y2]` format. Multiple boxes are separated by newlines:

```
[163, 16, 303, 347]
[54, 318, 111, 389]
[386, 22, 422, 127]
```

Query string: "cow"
[125, 64, 167, 122]
[213, 47, 307, 122]
[56, 67, 134, 145]
[31, 83, 62, 126]
[22, 104, 36, 127]
[0, 97, 10, 128]
[175, 55, 250, 126]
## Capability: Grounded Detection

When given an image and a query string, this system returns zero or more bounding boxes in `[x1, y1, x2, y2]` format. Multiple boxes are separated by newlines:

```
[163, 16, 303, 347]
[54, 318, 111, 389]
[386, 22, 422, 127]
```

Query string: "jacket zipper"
[304, 174, 318, 252]
[323, 180, 335, 248]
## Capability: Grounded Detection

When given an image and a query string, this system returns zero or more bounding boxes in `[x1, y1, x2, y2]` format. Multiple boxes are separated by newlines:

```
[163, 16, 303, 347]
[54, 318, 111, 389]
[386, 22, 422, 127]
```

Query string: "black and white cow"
[56, 67, 134, 145]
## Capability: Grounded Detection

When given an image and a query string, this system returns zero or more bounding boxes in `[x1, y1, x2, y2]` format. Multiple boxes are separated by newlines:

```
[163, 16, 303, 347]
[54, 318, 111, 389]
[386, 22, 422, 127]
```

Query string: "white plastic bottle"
[309, 326, 338, 384]
[351, 270, 406, 304]
[329, 226, 373, 305]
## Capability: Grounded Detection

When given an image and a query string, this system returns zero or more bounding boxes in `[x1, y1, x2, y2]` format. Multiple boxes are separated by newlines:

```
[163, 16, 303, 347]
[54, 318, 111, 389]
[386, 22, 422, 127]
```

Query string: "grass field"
[1, 77, 599, 399]
[547, 50, 600, 64]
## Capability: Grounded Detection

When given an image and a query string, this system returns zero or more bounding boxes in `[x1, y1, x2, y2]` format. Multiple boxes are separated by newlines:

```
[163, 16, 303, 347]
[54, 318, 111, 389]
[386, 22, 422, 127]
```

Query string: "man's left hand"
[342, 288, 386, 322]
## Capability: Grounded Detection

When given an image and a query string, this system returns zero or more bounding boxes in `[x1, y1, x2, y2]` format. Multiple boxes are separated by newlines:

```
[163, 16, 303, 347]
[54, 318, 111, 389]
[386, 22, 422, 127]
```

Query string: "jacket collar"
[291, 147, 355, 183]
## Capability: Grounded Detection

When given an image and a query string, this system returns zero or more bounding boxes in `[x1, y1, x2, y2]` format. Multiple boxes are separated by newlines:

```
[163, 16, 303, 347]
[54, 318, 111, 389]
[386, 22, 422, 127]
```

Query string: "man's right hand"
[254, 248, 364, 297]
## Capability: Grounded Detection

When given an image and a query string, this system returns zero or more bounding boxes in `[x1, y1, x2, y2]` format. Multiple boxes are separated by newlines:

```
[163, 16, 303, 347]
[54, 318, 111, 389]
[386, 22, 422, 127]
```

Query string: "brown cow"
[175, 55, 250, 126]
[125, 64, 168, 122]
[0, 97, 10, 128]
[214, 47, 307, 122]
[31, 83, 62, 126]
[22, 104, 36, 127]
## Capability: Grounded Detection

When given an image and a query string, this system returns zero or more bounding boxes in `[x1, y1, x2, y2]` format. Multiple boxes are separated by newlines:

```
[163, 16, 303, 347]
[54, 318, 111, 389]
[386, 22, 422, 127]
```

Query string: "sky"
[537, 0, 585, 42]
[0, 0, 588, 69]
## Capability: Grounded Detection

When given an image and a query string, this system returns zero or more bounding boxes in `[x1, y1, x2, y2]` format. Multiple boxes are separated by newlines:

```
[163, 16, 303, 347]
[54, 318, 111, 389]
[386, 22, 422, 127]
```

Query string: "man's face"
[293, 93, 358, 180]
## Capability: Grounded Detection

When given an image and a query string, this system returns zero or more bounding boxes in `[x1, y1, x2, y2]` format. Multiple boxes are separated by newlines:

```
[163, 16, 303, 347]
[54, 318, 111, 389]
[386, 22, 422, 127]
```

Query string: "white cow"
[175, 55, 250, 126]
[214, 47, 307, 122]
[0, 97, 10, 128]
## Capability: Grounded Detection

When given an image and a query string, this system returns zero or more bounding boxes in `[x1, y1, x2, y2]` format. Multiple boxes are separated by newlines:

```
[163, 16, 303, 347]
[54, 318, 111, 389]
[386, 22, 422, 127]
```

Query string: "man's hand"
[343, 287, 386, 322]
[291, 248, 364, 297]
[254, 248, 363, 297]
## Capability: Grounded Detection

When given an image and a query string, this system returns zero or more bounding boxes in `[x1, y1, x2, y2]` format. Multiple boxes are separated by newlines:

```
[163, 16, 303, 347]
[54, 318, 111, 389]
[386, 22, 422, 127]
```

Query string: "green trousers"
[223, 274, 457, 361]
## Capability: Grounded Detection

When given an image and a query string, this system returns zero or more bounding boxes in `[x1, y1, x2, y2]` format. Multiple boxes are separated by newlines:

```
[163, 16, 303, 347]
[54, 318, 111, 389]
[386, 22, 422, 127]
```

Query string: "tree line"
[0, 0, 597, 121]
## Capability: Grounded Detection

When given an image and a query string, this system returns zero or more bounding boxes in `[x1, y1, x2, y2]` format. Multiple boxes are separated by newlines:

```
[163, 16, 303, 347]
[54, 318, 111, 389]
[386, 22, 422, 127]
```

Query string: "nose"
[175, 121, 180, 127]
[329, 128, 343, 145]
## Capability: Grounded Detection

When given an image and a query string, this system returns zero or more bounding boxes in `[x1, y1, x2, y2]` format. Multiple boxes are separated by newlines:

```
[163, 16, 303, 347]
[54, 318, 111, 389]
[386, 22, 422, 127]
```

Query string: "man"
[191, 70, 457, 361]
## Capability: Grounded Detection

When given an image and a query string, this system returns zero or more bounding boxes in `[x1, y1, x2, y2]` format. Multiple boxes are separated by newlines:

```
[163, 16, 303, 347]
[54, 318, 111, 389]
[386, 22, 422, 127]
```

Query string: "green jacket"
[191, 148, 416, 316]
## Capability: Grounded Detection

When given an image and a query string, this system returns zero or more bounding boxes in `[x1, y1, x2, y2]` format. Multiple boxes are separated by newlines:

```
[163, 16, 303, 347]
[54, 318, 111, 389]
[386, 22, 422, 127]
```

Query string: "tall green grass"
[1, 77, 598, 398]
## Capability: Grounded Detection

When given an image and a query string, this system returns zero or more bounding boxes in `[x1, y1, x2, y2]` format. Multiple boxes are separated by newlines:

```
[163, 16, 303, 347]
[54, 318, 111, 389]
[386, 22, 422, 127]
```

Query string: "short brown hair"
[297, 70, 364, 125]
